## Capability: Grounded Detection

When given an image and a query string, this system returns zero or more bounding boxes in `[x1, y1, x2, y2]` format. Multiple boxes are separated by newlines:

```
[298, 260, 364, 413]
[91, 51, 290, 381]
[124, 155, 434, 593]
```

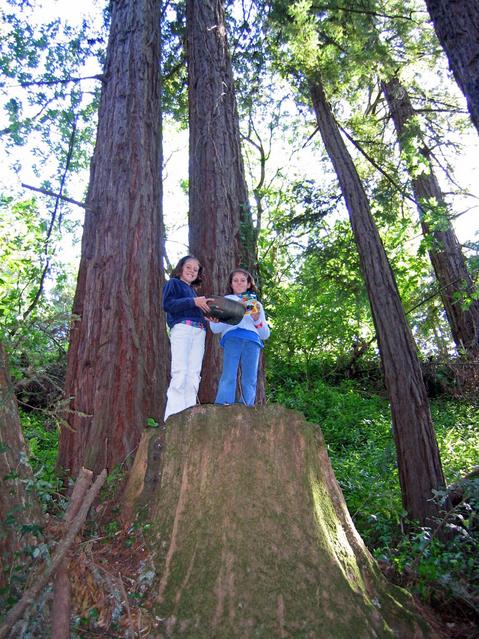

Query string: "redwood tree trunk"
[0, 342, 42, 587]
[186, 0, 259, 403]
[122, 405, 433, 638]
[310, 75, 447, 527]
[58, 0, 168, 477]
[383, 76, 479, 356]
[424, 0, 479, 136]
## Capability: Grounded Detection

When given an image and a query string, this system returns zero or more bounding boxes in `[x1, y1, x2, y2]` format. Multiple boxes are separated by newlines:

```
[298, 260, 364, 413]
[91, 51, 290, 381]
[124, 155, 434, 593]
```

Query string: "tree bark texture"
[186, 0, 258, 403]
[383, 76, 479, 356]
[309, 76, 447, 527]
[0, 342, 42, 589]
[58, 0, 168, 477]
[424, 0, 479, 136]
[122, 404, 433, 638]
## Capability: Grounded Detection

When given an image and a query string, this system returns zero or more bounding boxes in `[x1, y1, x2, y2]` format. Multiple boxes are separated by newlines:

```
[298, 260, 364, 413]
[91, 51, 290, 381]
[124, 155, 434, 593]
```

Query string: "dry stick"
[51, 468, 94, 639]
[0, 470, 107, 639]
[118, 573, 135, 639]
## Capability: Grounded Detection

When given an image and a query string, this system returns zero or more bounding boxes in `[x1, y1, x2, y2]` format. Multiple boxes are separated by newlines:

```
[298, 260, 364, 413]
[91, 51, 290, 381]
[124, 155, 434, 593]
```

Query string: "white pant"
[164, 323, 206, 421]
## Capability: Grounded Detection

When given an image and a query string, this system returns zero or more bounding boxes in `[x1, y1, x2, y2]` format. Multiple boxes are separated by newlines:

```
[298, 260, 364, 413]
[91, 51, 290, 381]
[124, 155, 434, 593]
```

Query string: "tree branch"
[0, 469, 107, 639]
[51, 468, 94, 639]
[6, 74, 104, 89]
[19, 116, 84, 326]
[405, 265, 479, 317]
[21, 183, 87, 210]
[310, 2, 419, 22]
[337, 123, 420, 209]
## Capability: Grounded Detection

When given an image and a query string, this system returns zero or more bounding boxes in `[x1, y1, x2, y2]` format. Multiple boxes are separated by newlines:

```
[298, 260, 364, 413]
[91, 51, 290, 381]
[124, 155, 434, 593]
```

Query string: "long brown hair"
[170, 255, 203, 286]
[228, 268, 257, 294]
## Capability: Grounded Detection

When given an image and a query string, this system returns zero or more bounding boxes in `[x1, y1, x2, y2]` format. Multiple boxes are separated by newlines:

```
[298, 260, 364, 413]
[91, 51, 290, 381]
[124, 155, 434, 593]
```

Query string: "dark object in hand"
[206, 296, 245, 325]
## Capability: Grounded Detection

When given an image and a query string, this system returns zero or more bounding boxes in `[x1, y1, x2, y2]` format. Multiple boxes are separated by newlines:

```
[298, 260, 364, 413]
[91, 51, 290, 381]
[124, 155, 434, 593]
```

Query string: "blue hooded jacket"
[162, 278, 208, 329]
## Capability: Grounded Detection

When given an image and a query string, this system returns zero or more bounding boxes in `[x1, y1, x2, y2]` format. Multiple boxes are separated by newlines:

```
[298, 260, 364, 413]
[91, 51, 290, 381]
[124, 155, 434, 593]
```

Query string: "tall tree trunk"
[309, 75, 447, 527]
[58, 0, 168, 477]
[383, 76, 479, 356]
[0, 342, 42, 588]
[186, 0, 259, 403]
[424, 0, 479, 136]
[122, 405, 433, 638]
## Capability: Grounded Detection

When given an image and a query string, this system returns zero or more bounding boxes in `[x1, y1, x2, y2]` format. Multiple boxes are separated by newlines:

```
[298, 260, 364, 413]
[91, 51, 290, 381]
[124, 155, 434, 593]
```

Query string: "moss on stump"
[124, 404, 435, 638]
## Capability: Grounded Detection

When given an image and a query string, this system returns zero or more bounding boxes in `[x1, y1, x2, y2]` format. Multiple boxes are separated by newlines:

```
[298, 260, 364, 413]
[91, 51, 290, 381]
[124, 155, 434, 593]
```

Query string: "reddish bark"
[310, 76, 447, 526]
[0, 342, 42, 588]
[186, 0, 258, 403]
[383, 76, 479, 356]
[58, 0, 168, 477]
[424, 0, 479, 136]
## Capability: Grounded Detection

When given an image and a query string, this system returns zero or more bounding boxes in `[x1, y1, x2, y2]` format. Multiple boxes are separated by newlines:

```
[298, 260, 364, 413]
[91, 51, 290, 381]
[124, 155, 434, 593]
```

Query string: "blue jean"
[215, 337, 261, 406]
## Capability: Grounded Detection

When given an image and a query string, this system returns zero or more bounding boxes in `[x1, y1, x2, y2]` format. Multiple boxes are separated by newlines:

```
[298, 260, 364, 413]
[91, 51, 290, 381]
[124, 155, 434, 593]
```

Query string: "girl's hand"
[194, 296, 213, 312]
[251, 301, 262, 322]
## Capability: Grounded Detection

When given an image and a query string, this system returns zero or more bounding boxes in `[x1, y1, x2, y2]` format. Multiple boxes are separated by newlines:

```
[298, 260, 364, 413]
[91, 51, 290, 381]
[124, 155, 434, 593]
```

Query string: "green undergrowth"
[268, 373, 478, 533]
[20, 410, 64, 510]
[268, 367, 479, 618]
[17, 372, 479, 621]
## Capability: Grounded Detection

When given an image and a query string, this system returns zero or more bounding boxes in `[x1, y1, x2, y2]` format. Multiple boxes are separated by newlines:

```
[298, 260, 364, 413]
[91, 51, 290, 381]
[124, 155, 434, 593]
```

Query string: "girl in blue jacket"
[162, 255, 211, 420]
[210, 268, 270, 406]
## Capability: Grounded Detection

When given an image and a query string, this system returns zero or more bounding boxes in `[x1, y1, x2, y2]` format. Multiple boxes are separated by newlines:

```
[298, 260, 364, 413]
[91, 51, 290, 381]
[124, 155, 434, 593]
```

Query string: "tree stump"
[123, 404, 435, 638]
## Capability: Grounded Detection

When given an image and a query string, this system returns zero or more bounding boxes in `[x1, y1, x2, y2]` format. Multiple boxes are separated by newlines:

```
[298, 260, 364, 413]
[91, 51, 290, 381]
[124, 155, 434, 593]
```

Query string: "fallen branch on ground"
[51, 468, 94, 639]
[0, 469, 107, 639]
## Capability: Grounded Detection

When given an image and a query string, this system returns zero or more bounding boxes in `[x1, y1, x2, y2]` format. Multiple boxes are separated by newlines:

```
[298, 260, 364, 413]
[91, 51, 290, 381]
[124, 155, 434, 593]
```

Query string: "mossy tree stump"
[123, 404, 434, 638]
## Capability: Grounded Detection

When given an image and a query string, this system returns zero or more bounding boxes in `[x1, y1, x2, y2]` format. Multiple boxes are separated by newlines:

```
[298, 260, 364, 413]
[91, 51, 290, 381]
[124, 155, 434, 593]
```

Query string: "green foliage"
[0, 1, 104, 157]
[268, 370, 402, 544]
[0, 196, 49, 329]
[0, 4, 103, 364]
[432, 401, 479, 483]
[0, 3, 98, 397]
[382, 478, 479, 613]
[0, 194, 74, 398]
[20, 409, 63, 508]
[269, 364, 479, 612]
[21, 410, 57, 478]
[161, 1, 188, 124]
[261, 184, 443, 369]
